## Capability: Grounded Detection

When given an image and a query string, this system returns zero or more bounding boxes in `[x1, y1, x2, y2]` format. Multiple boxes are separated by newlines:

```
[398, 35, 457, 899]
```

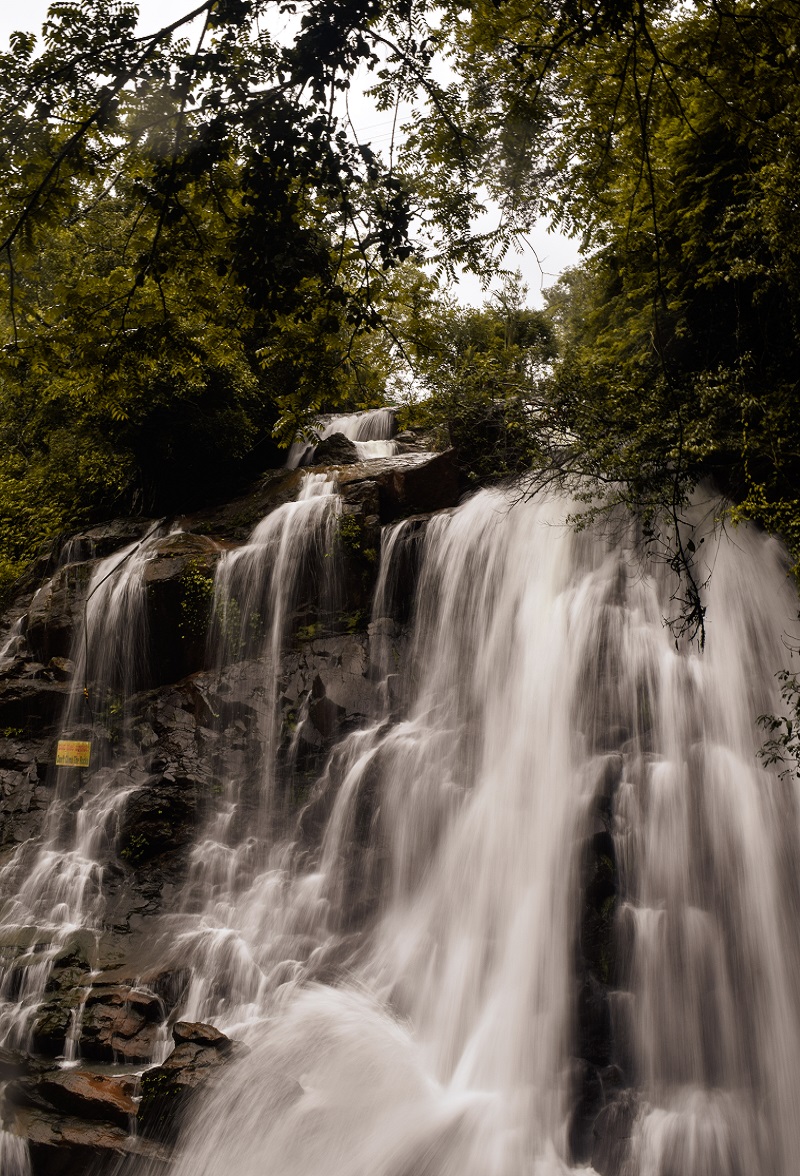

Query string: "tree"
[538, 1, 800, 578]
[0, 0, 425, 590]
[396, 276, 556, 482]
[409, 0, 800, 629]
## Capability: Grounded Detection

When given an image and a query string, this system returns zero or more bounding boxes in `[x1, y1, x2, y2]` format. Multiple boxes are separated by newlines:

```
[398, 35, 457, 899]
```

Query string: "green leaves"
[398, 276, 557, 482]
[758, 671, 800, 779]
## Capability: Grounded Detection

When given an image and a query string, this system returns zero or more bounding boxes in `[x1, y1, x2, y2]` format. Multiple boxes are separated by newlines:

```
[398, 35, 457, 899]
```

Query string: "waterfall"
[0, 531, 163, 1049]
[159, 473, 343, 1033]
[0, 470, 798, 1176]
[0, 619, 25, 667]
[135, 485, 799, 1176]
[287, 407, 398, 467]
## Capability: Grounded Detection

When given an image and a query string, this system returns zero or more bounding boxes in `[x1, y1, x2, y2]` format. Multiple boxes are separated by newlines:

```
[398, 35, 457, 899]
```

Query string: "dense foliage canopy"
[0, 0, 798, 620]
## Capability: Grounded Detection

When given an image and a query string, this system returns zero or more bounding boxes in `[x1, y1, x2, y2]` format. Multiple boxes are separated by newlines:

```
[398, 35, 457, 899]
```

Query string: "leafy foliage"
[535, 0, 800, 570]
[397, 277, 556, 482]
[0, 0, 431, 590]
[758, 671, 800, 780]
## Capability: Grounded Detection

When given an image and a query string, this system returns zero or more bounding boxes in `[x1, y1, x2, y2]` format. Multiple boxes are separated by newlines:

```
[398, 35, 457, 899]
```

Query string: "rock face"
[310, 432, 359, 466]
[25, 520, 158, 666]
[2, 1022, 230, 1176]
[138, 1021, 237, 1144]
[22, 1071, 137, 1129]
[141, 532, 223, 686]
[337, 450, 460, 522]
[9, 1103, 170, 1176]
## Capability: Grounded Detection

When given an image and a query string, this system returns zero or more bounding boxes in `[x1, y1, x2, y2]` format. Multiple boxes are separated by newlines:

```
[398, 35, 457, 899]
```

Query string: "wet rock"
[393, 427, 437, 453]
[138, 1021, 236, 1144]
[142, 533, 222, 686]
[281, 636, 372, 719]
[573, 827, 619, 1151]
[26, 563, 94, 664]
[10, 1069, 137, 1131]
[338, 451, 460, 522]
[46, 658, 74, 681]
[592, 1089, 641, 1175]
[8, 1103, 170, 1176]
[340, 476, 381, 521]
[308, 690, 345, 740]
[0, 729, 54, 852]
[0, 1044, 26, 1080]
[184, 467, 304, 543]
[64, 519, 156, 564]
[172, 1020, 229, 1047]
[31, 997, 80, 1057]
[44, 933, 94, 997]
[278, 636, 373, 786]
[78, 985, 164, 1063]
[371, 514, 429, 625]
[581, 830, 618, 989]
[311, 432, 359, 465]
[577, 972, 613, 1070]
[570, 1056, 627, 1163]
[331, 510, 382, 618]
[52, 932, 94, 972]
[0, 678, 72, 735]
[118, 780, 198, 867]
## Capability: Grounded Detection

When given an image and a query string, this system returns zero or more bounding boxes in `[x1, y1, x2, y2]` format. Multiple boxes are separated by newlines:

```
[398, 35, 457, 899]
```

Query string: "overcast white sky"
[0, 0, 582, 305]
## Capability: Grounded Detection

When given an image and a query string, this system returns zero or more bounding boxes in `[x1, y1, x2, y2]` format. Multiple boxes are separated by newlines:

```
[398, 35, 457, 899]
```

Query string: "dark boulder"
[26, 563, 94, 664]
[61, 519, 156, 565]
[138, 1020, 237, 1144]
[31, 983, 163, 1064]
[311, 432, 359, 466]
[338, 451, 460, 522]
[9, 1069, 137, 1131]
[0, 681, 71, 744]
[591, 1089, 641, 1175]
[572, 827, 621, 1160]
[78, 985, 164, 1064]
[183, 467, 304, 544]
[30, 998, 80, 1058]
[118, 779, 198, 868]
[172, 1020, 229, 1048]
[393, 427, 437, 454]
[0, 731, 55, 853]
[8, 1103, 169, 1176]
[142, 533, 222, 686]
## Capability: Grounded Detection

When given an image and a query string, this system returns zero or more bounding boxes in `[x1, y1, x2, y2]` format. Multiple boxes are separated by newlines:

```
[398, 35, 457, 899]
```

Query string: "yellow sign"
[56, 740, 91, 768]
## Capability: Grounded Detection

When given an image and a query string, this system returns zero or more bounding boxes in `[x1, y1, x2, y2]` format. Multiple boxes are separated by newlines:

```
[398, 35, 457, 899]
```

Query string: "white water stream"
[169, 472, 342, 1031]
[287, 407, 398, 467]
[0, 533, 163, 1049]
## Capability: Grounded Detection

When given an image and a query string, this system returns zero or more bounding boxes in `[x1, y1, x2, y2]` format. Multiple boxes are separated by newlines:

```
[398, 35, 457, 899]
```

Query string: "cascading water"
[0, 530, 163, 1049]
[157, 473, 344, 1033]
[287, 407, 398, 468]
[121, 483, 800, 1176]
[0, 529, 179, 1174]
[613, 514, 800, 1175]
[0, 619, 25, 667]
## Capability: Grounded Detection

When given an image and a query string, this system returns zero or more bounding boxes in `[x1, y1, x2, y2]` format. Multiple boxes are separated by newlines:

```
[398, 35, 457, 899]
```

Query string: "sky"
[0, 0, 583, 306]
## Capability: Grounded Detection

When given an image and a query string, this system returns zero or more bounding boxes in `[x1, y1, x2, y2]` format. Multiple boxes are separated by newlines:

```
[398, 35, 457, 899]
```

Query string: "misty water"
[1, 423, 799, 1176]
